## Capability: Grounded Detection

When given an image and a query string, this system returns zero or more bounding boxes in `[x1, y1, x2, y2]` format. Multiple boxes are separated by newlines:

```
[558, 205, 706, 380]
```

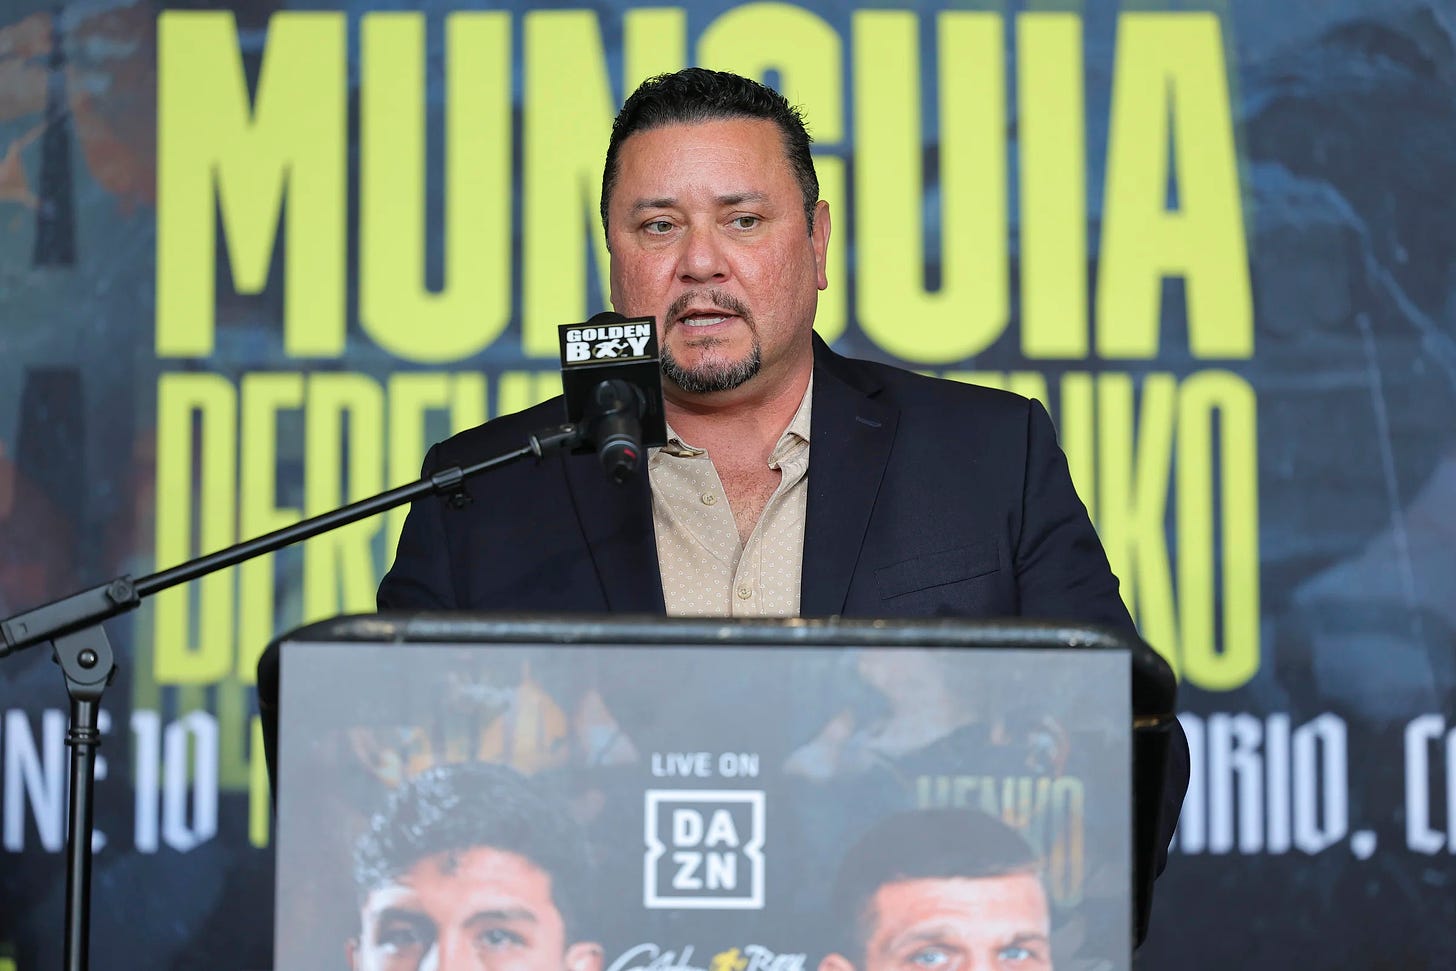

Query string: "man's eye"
[377, 923, 430, 952]
[644, 220, 674, 234]
[731, 215, 760, 229]
[477, 927, 527, 949]
[907, 947, 951, 967]
[996, 945, 1036, 963]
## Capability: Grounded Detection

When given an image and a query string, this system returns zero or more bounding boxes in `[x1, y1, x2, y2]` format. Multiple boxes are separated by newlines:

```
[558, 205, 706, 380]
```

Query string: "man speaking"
[377, 68, 1186, 882]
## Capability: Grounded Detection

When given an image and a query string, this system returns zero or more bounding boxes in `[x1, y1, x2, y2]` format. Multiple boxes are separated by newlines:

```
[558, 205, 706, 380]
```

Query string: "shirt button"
[701, 493, 717, 506]
[737, 585, 753, 600]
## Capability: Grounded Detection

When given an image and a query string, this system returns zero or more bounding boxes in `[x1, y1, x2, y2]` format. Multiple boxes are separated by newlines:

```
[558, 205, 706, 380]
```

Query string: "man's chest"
[717, 463, 783, 543]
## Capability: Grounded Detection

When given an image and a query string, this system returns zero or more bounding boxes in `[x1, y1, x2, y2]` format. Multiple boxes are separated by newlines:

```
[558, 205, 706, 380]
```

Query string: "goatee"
[661, 339, 762, 394]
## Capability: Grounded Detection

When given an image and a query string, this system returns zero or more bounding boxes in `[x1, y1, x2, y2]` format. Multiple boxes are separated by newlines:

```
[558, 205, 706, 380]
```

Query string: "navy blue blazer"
[384, 338, 1134, 626]
[377, 337, 1189, 895]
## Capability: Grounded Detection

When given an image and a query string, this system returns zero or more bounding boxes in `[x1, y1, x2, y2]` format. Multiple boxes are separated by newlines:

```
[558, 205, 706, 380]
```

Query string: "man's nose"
[676, 225, 730, 283]
[419, 936, 473, 971]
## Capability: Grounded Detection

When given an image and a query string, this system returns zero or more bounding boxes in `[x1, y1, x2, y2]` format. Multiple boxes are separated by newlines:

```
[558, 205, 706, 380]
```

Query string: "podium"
[257, 614, 1176, 971]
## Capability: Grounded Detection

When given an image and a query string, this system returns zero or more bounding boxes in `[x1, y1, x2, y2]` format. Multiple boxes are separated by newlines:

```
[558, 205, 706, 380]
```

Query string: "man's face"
[349, 847, 603, 971]
[606, 117, 831, 401]
[858, 874, 1052, 971]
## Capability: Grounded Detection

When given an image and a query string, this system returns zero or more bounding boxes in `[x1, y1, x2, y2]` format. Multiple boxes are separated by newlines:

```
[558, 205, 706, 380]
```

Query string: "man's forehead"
[609, 118, 796, 211]
[362, 880, 558, 927]
[622, 114, 782, 143]
[626, 190, 772, 214]
[869, 873, 1050, 936]
[614, 117, 789, 171]
[365, 846, 556, 901]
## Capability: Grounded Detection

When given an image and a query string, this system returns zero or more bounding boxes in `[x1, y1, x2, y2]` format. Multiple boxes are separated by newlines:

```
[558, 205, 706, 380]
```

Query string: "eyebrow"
[628, 191, 771, 215]
[885, 926, 1049, 951]
[374, 906, 539, 926]
[377, 906, 423, 920]
[464, 907, 539, 925]
[373, 907, 431, 930]
[1003, 933, 1050, 948]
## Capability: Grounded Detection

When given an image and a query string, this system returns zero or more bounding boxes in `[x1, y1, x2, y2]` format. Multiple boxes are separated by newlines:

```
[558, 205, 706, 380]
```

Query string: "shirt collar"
[658, 374, 815, 459]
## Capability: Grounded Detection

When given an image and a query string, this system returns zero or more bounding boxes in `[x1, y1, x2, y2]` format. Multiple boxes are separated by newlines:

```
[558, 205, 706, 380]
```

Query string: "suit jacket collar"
[562, 336, 898, 617]
[801, 337, 899, 615]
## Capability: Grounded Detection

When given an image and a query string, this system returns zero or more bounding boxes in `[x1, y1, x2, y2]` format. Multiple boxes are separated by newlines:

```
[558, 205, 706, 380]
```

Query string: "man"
[348, 762, 604, 971]
[377, 67, 1185, 880]
[819, 810, 1054, 971]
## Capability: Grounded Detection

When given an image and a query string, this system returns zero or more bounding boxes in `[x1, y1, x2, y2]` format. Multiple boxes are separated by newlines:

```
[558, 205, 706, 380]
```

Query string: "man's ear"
[812, 199, 832, 291]
[566, 941, 606, 971]
[346, 937, 361, 971]
[819, 953, 856, 971]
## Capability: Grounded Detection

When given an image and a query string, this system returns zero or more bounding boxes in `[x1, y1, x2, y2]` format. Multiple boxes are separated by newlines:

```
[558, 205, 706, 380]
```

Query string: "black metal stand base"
[54, 625, 116, 971]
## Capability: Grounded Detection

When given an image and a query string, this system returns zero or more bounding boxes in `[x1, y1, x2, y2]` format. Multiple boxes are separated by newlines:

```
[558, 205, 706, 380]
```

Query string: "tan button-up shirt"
[649, 379, 812, 616]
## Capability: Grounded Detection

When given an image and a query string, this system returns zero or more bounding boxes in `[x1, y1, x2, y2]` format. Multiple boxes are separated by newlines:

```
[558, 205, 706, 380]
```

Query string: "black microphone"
[557, 312, 668, 483]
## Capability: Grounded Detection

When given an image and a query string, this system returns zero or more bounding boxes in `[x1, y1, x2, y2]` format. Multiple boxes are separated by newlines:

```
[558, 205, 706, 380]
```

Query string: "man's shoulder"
[429, 396, 567, 466]
[820, 346, 1034, 423]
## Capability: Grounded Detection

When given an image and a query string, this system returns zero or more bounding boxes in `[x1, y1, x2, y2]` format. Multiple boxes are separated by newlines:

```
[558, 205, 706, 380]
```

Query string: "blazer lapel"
[563, 453, 667, 614]
[801, 339, 899, 616]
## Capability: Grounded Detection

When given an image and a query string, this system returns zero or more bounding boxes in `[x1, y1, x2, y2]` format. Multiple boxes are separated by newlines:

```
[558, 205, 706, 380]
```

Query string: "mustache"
[666, 289, 753, 324]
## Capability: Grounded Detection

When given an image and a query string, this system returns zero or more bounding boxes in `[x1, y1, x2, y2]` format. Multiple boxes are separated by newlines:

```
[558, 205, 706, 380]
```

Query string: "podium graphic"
[263, 615, 1164, 971]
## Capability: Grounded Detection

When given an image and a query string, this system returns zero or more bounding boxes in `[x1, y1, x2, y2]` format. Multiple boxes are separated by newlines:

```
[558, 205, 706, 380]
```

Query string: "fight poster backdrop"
[0, 0, 1453, 968]
[273, 625, 1130, 971]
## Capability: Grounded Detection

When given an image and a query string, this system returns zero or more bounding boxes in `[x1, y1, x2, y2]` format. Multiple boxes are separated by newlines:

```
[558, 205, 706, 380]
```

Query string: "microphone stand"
[0, 423, 581, 971]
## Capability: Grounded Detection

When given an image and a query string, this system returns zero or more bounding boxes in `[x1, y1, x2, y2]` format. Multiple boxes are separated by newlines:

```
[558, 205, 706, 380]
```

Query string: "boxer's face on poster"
[349, 846, 603, 971]
[859, 874, 1052, 971]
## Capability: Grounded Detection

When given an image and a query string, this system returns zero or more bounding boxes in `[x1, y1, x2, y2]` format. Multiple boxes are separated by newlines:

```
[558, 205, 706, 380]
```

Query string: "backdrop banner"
[1, 1, 1453, 968]
[275, 632, 1129, 971]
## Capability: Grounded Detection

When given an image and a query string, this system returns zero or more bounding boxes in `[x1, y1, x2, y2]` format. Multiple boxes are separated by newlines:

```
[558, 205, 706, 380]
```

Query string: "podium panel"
[271, 617, 1133, 970]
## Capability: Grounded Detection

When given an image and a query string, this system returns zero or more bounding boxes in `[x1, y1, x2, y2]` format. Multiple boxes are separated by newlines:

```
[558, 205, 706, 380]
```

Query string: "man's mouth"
[666, 291, 752, 330]
[676, 311, 735, 327]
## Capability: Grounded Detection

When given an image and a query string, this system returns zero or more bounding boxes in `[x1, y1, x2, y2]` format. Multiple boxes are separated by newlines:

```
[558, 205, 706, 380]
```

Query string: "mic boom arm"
[0, 418, 582, 971]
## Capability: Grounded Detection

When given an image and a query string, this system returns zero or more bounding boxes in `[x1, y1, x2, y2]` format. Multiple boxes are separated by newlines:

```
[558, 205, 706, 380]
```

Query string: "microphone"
[557, 312, 668, 483]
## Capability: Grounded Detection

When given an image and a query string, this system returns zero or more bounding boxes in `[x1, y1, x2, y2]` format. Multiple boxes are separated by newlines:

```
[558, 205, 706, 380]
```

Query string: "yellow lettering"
[1097, 13, 1252, 359]
[250, 716, 271, 848]
[854, 11, 1007, 363]
[237, 373, 303, 682]
[156, 11, 345, 358]
[302, 375, 385, 621]
[1096, 373, 1178, 673]
[625, 7, 687, 91]
[359, 13, 512, 362]
[523, 11, 619, 357]
[1018, 14, 1087, 358]
[153, 374, 237, 684]
[1177, 370, 1260, 689]
[217, 680, 249, 788]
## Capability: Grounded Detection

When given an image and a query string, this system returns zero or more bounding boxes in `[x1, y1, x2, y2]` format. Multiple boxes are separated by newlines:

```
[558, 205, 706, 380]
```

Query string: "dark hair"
[829, 810, 1043, 959]
[353, 762, 592, 940]
[600, 67, 820, 237]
